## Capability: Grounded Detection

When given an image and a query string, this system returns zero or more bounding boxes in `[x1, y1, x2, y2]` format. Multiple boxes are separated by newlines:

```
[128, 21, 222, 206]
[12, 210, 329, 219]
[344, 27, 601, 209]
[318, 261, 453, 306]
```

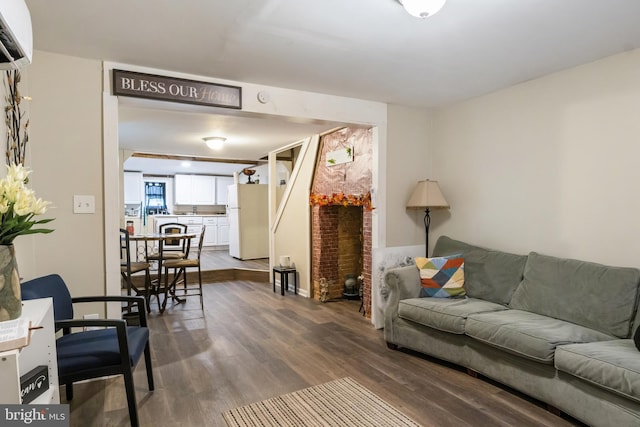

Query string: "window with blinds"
[145, 182, 167, 214]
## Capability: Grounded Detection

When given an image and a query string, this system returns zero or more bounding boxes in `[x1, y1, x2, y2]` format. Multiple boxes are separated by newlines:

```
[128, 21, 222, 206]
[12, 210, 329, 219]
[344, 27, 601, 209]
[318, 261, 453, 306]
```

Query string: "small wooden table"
[129, 233, 195, 313]
[272, 266, 297, 295]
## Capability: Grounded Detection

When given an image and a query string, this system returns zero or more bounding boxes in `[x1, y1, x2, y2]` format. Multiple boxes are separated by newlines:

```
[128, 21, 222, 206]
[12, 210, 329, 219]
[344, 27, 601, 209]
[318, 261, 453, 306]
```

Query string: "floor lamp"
[406, 180, 449, 257]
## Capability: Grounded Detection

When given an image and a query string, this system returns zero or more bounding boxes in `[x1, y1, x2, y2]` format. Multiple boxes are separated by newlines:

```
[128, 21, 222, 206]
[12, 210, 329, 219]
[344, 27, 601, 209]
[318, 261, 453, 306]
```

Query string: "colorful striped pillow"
[416, 255, 465, 298]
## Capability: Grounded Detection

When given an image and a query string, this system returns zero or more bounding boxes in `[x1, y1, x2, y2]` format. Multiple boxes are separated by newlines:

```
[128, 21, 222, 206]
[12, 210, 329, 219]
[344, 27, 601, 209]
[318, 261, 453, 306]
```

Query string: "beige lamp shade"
[406, 180, 449, 209]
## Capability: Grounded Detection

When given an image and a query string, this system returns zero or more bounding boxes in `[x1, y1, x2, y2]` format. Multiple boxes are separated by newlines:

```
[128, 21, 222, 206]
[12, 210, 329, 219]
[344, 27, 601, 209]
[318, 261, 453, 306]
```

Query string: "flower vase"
[0, 245, 21, 321]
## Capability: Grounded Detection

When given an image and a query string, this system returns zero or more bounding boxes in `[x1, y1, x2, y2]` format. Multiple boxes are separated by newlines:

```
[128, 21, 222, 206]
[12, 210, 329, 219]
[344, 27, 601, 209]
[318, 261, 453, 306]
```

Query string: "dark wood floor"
[64, 280, 581, 427]
[199, 247, 269, 271]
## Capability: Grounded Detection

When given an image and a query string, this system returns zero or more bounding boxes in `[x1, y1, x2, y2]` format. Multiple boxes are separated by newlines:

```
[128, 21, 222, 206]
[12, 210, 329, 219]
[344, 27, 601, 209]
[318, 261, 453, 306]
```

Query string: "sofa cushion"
[465, 310, 615, 364]
[509, 252, 640, 338]
[555, 340, 640, 404]
[398, 297, 507, 334]
[432, 236, 527, 305]
[415, 255, 465, 298]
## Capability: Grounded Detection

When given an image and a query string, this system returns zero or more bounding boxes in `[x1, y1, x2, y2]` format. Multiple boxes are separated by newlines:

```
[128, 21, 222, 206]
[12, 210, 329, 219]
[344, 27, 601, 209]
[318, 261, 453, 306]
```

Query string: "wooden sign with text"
[112, 69, 242, 109]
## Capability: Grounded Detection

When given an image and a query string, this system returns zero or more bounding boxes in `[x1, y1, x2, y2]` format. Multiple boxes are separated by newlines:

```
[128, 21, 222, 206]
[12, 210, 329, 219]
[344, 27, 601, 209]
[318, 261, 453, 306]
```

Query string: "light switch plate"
[73, 195, 95, 214]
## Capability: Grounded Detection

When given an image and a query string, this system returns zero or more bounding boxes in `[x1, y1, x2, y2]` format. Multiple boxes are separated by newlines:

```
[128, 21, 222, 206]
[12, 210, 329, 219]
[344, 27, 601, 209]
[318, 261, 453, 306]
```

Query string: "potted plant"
[0, 164, 54, 321]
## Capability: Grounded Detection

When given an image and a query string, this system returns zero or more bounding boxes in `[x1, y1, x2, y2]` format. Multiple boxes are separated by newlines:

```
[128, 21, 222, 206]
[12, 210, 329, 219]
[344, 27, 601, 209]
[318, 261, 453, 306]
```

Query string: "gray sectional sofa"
[382, 236, 640, 427]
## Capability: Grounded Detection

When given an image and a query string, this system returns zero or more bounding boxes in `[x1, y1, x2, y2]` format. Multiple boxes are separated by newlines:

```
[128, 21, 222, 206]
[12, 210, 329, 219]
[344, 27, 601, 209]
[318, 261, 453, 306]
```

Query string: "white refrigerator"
[227, 184, 269, 260]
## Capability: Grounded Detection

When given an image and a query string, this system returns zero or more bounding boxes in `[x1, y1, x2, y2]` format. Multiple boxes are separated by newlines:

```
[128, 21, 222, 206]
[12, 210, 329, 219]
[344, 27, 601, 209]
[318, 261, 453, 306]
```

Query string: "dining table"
[129, 232, 196, 313]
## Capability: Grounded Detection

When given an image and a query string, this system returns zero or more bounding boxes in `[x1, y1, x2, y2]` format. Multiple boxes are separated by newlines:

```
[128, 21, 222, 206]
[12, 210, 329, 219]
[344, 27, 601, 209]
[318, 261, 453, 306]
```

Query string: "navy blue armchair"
[21, 274, 154, 427]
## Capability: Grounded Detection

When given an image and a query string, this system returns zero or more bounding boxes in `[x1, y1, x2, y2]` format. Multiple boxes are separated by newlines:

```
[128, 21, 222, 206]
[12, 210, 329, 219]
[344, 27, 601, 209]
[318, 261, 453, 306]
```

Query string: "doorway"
[103, 63, 387, 324]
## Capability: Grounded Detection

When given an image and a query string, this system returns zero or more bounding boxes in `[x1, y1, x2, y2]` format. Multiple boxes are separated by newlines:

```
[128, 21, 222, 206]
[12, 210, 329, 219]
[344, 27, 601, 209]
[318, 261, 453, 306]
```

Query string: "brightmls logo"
[1, 405, 69, 426]
[4, 408, 46, 424]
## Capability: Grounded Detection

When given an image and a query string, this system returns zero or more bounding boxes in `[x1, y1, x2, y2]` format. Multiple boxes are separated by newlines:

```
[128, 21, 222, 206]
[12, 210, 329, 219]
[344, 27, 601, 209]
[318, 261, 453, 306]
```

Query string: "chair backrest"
[120, 228, 132, 269]
[21, 274, 74, 322]
[195, 225, 206, 260]
[159, 222, 188, 253]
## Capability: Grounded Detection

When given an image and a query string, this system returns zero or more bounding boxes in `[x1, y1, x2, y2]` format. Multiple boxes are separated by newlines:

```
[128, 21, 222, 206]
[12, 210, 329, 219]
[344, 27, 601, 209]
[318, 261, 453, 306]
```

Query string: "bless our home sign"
[112, 69, 242, 109]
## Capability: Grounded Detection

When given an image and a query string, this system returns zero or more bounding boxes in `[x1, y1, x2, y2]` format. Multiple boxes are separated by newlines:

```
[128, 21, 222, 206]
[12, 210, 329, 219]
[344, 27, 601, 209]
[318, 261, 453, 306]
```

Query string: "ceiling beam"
[131, 152, 265, 164]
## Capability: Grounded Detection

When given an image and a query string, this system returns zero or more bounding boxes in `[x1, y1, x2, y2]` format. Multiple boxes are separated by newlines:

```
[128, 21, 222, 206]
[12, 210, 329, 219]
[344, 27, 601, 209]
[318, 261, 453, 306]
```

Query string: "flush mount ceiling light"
[203, 136, 226, 150]
[397, 0, 447, 18]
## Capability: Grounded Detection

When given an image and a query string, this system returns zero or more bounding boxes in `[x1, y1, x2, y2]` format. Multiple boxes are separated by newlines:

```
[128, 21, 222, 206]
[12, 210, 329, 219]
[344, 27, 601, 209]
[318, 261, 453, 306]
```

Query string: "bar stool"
[120, 228, 152, 313]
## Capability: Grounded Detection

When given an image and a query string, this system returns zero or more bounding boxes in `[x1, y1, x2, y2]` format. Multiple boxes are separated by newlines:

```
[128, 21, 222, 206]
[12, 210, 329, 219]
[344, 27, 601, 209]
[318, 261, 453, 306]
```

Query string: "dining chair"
[21, 274, 154, 427]
[120, 228, 153, 313]
[146, 222, 189, 294]
[163, 225, 206, 310]
[147, 222, 189, 261]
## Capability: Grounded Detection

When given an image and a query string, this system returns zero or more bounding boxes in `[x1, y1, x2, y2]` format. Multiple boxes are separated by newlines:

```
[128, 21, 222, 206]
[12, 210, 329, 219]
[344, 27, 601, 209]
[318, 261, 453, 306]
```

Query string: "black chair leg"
[144, 271, 152, 314]
[144, 343, 154, 391]
[179, 268, 187, 303]
[156, 279, 163, 313]
[123, 369, 139, 427]
[170, 268, 186, 304]
[65, 382, 73, 401]
[198, 267, 203, 310]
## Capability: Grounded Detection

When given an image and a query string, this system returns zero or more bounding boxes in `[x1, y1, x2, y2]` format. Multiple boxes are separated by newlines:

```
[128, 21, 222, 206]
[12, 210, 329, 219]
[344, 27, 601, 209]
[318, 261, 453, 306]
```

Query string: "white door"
[228, 208, 240, 258]
[227, 184, 238, 208]
[218, 221, 230, 245]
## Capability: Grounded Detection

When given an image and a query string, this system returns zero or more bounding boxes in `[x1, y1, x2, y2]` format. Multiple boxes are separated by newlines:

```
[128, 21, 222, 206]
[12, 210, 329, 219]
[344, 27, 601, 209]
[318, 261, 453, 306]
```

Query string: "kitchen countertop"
[150, 213, 227, 217]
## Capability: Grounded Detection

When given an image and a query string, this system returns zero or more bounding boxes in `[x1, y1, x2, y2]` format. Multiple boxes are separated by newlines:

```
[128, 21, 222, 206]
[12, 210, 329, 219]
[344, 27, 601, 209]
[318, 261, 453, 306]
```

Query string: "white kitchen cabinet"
[153, 215, 202, 251]
[0, 298, 60, 405]
[203, 217, 218, 246]
[215, 176, 234, 205]
[192, 175, 216, 204]
[202, 216, 229, 246]
[174, 174, 216, 205]
[174, 174, 192, 205]
[217, 216, 230, 245]
[124, 172, 144, 204]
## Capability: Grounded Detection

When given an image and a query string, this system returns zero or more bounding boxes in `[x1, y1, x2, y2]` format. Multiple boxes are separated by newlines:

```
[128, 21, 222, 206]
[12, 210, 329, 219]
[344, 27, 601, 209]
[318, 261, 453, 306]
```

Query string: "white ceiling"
[118, 97, 341, 175]
[24, 0, 640, 173]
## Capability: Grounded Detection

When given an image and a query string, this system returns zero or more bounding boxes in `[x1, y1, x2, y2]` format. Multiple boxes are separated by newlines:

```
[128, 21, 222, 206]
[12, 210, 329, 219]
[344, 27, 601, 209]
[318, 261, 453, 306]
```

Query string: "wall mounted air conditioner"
[0, 0, 32, 69]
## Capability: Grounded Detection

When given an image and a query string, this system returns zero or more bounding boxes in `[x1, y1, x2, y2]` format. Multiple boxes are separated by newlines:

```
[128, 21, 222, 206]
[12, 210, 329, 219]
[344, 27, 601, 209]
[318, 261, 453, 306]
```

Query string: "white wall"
[431, 49, 640, 267]
[24, 50, 105, 317]
[270, 136, 319, 297]
[385, 104, 434, 248]
[239, 161, 291, 185]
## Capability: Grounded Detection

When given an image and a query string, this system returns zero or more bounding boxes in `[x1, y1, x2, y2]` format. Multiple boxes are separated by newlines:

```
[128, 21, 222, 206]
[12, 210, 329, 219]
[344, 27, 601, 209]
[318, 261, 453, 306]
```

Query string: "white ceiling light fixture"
[398, 0, 447, 18]
[203, 136, 226, 150]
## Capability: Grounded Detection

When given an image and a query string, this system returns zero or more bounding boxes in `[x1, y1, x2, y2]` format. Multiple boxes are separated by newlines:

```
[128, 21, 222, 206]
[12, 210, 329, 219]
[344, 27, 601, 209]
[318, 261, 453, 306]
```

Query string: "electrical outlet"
[83, 313, 100, 331]
[73, 195, 95, 214]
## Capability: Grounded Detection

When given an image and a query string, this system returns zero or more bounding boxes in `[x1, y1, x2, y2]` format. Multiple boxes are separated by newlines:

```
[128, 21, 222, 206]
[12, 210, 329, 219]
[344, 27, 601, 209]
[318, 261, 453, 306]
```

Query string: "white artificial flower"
[0, 163, 54, 244]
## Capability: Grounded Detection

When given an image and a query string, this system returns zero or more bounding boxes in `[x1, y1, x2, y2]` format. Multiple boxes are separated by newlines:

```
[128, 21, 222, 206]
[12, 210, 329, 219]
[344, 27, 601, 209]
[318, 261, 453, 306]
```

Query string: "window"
[145, 182, 167, 214]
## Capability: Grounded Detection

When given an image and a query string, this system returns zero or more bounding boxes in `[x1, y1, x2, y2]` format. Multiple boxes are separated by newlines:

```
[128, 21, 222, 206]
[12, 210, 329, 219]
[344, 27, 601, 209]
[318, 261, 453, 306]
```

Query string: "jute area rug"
[222, 377, 423, 427]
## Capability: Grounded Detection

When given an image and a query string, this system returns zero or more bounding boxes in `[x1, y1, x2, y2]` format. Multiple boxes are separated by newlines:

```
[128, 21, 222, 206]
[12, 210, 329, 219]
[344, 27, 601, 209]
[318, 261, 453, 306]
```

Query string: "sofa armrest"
[382, 265, 421, 331]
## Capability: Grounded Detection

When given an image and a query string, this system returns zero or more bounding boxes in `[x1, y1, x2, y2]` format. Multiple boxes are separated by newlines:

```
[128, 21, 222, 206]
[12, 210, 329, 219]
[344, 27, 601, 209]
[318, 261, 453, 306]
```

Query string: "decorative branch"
[4, 70, 29, 166]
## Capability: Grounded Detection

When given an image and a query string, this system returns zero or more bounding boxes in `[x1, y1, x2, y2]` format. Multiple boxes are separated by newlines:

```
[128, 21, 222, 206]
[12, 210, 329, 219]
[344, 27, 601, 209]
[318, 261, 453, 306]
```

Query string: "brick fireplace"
[310, 127, 372, 317]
